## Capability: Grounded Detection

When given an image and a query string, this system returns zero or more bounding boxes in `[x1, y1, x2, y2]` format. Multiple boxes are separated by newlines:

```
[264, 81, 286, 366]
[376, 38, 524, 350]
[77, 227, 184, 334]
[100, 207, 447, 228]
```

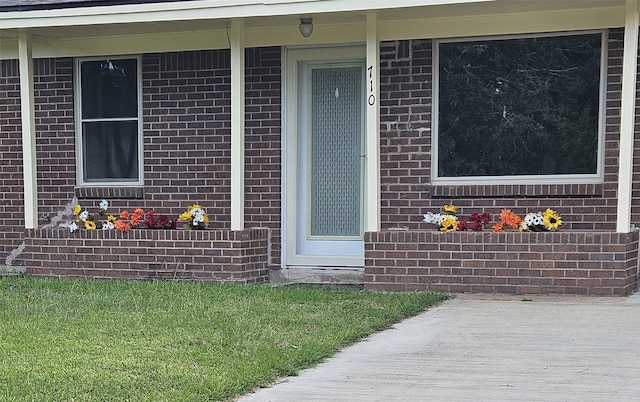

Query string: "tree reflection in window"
[437, 33, 602, 178]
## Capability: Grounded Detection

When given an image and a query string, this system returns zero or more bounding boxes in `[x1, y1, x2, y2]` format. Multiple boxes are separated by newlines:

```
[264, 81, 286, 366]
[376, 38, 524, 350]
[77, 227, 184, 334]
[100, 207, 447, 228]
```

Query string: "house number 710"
[367, 65, 375, 106]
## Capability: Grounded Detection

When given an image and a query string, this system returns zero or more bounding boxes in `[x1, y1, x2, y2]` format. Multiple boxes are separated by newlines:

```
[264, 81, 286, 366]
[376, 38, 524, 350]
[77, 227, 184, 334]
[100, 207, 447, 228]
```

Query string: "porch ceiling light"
[299, 16, 313, 38]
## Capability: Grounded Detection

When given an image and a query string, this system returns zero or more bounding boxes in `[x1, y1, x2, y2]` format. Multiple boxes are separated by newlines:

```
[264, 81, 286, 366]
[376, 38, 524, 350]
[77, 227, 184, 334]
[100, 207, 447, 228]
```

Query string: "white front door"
[285, 47, 366, 267]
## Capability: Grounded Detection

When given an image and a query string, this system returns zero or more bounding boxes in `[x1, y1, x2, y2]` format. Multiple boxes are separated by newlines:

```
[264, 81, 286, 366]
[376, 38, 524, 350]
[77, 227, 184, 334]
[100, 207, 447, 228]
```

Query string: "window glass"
[81, 59, 138, 119]
[436, 33, 602, 179]
[82, 121, 139, 181]
[78, 58, 140, 184]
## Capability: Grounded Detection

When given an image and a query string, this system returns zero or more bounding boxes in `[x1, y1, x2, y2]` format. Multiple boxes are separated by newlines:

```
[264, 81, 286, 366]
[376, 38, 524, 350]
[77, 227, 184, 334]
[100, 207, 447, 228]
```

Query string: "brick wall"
[0, 60, 24, 266]
[1, 58, 75, 268]
[141, 49, 233, 223]
[244, 47, 282, 266]
[1, 47, 283, 270]
[368, 29, 640, 295]
[364, 230, 639, 295]
[25, 228, 269, 283]
[378, 30, 631, 232]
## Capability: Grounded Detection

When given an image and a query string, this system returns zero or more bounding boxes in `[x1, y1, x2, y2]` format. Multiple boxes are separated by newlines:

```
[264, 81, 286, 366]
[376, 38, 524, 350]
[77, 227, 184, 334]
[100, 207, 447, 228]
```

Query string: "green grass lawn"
[0, 277, 447, 401]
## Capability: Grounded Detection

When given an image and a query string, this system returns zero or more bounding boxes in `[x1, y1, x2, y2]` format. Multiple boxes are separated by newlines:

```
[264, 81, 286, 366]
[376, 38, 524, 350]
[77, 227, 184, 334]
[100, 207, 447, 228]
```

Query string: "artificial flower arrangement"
[178, 204, 209, 230]
[69, 199, 177, 232]
[424, 205, 563, 233]
[423, 204, 491, 232]
[492, 208, 562, 232]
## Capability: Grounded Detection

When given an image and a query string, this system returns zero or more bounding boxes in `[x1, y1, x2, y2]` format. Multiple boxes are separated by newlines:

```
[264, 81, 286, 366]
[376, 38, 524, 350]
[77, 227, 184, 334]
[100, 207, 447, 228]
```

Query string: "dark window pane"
[83, 121, 139, 181]
[81, 59, 138, 119]
[438, 34, 601, 177]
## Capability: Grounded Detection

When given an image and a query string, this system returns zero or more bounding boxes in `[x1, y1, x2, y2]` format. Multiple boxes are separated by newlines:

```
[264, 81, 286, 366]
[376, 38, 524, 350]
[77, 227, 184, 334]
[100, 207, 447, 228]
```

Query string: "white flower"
[102, 221, 114, 230]
[524, 212, 543, 227]
[99, 199, 109, 211]
[192, 208, 205, 225]
[423, 212, 447, 225]
[79, 209, 89, 221]
[69, 222, 78, 233]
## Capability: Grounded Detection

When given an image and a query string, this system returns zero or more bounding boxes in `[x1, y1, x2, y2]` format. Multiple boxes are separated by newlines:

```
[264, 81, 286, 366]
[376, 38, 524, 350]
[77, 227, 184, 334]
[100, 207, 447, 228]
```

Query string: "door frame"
[283, 45, 366, 268]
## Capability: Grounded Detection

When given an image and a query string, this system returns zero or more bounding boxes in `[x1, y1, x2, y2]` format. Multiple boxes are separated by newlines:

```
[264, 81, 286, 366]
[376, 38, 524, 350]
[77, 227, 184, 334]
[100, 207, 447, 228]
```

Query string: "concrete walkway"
[238, 293, 640, 401]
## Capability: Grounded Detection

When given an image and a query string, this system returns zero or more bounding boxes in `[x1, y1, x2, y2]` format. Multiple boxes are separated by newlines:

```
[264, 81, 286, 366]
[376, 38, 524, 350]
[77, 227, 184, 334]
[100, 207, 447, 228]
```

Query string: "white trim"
[378, 6, 624, 41]
[74, 55, 144, 187]
[0, 3, 626, 61]
[18, 31, 38, 229]
[0, 0, 496, 29]
[432, 30, 607, 186]
[616, 0, 639, 233]
[230, 19, 246, 231]
[365, 11, 380, 232]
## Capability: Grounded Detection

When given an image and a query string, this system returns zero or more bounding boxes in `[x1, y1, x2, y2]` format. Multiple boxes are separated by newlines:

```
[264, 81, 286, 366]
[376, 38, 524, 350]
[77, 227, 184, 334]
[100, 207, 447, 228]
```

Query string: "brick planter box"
[25, 228, 270, 283]
[364, 230, 639, 296]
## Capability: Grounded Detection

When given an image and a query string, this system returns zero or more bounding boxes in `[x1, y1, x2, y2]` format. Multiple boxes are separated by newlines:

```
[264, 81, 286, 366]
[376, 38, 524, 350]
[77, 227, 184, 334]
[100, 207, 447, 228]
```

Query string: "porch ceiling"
[0, 0, 625, 45]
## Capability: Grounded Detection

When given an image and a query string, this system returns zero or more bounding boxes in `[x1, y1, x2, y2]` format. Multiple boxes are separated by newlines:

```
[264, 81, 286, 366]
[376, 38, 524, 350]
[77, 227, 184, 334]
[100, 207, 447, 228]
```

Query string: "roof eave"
[0, 0, 497, 29]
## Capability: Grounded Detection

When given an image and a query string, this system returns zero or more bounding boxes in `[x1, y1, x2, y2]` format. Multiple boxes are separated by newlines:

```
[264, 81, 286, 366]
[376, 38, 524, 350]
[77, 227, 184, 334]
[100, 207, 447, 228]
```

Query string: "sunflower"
[84, 220, 97, 230]
[439, 216, 459, 232]
[542, 208, 562, 231]
[107, 215, 117, 223]
[73, 204, 82, 216]
[443, 204, 458, 214]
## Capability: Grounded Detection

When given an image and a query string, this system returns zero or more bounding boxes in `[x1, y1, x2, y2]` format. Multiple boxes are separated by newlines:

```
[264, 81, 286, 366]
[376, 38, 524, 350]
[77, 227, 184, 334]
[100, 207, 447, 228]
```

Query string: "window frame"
[432, 30, 607, 186]
[74, 55, 144, 187]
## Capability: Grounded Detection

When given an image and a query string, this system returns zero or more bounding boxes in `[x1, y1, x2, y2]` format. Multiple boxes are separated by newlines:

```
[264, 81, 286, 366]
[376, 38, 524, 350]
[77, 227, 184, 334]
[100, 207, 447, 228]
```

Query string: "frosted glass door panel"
[310, 67, 363, 238]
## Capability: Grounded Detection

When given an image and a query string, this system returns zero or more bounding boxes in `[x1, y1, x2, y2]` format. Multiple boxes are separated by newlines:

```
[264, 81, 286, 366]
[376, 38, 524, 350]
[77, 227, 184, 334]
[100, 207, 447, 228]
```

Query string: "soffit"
[0, 0, 625, 42]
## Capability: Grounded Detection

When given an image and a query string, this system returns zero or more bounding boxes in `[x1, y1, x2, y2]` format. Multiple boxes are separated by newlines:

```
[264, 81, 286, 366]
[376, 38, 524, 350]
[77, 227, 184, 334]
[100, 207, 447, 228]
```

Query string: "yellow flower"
[443, 204, 458, 214]
[107, 215, 117, 223]
[73, 204, 82, 216]
[542, 208, 562, 231]
[440, 216, 459, 232]
[203, 214, 210, 227]
[179, 211, 192, 221]
[85, 220, 97, 230]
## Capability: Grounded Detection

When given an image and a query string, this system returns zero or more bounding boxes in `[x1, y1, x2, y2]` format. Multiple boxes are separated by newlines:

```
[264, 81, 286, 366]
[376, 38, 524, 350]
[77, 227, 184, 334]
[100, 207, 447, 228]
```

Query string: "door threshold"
[270, 266, 364, 288]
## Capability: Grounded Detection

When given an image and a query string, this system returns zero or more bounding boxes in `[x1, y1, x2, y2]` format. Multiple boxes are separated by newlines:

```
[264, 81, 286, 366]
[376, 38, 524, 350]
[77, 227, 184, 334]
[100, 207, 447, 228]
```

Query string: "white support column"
[616, 0, 639, 233]
[18, 31, 38, 229]
[365, 12, 381, 232]
[230, 19, 245, 231]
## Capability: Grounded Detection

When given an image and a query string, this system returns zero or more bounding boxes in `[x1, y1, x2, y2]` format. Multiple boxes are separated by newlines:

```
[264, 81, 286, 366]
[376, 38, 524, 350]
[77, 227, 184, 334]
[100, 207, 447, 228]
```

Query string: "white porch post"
[230, 19, 245, 231]
[18, 31, 38, 229]
[616, 0, 639, 233]
[365, 12, 381, 232]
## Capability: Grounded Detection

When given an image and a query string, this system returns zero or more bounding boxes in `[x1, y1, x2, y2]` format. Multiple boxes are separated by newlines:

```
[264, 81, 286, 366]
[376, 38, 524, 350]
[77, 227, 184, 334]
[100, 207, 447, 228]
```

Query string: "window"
[76, 57, 142, 185]
[434, 32, 604, 184]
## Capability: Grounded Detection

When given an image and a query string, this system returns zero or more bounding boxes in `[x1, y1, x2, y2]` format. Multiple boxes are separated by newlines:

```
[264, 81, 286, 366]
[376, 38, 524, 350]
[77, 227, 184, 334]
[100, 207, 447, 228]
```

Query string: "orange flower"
[131, 208, 144, 226]
[120, 210, 129, 220]
[115, 220, 131, 232]
[492, 223, 505, 232]
[500, 209, 522, 229]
